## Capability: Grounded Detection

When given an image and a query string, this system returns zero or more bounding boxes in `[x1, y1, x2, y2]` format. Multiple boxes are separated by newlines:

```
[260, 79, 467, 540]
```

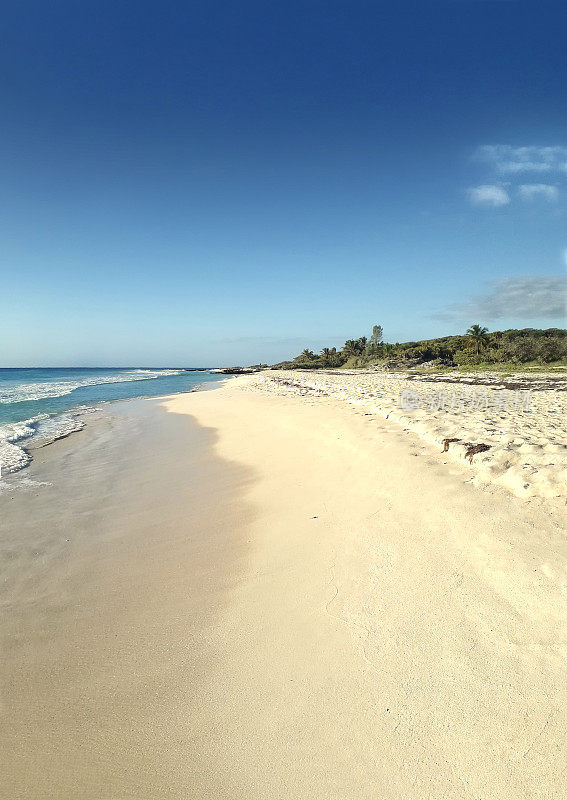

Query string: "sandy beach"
[5, 2, 566, 796]
[1, 375, 566, 799]
[249, 368, 567, 500]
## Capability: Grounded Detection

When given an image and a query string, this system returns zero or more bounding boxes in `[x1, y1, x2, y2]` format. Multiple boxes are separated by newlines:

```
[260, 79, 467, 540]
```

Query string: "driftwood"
[442, 437, 461, 452]
[463, 443, 491, 464]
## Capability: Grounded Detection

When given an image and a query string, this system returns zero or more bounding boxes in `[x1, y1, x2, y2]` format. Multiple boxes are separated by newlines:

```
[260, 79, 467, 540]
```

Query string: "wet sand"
[0, 397, 253, 798]
[1, 380, 566, 799]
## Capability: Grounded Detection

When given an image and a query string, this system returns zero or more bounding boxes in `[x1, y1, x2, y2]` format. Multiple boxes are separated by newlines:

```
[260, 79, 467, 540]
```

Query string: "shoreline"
[1, 377, 566, 798]
[0, 394, 255, 798]
[4, 364, 564, 504]
[0, 374, 230, 484]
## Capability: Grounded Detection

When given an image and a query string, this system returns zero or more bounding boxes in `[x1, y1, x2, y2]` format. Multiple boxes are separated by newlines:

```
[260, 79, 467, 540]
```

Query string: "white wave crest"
[0, 369, 182, 404]
[0, 412, 89, 476]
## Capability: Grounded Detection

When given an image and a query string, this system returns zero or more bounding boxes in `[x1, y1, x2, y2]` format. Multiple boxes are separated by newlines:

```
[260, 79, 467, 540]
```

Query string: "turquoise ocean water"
[0, 368, 225, 474]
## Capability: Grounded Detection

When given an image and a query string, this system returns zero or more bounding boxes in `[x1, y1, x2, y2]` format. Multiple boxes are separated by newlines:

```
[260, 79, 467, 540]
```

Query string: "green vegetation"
[271, 325, 567, 371]
[466, 324, 490, 356]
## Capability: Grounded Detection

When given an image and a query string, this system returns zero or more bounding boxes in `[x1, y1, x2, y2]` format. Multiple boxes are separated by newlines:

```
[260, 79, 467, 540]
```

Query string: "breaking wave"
[0, 369, 183, 404]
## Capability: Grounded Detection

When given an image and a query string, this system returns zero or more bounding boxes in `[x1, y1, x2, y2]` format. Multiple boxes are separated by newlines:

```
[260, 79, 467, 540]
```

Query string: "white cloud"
[433, 276, 567, 321]
[476, 145, 567, 175]
[467, 184, 510, 207]
[518, 183, 559, 202]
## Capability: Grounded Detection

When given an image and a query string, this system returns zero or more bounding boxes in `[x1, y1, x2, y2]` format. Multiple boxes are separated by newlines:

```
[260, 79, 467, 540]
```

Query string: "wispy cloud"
[433, 276, 567, 322]
[518, 183, 559, 202]
[466, 184, 510, 207]
[466, 145, 566, 209]
[476, 145, 567, 175]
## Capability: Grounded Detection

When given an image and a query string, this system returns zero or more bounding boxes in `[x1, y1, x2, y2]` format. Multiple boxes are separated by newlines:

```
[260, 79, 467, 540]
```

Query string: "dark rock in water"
[208, 367, 264, 375]
[220, 368, 255, 374]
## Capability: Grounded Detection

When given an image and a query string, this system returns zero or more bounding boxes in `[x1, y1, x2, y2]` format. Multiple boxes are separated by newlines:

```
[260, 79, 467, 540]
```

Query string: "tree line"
[272, 325, 567, 369]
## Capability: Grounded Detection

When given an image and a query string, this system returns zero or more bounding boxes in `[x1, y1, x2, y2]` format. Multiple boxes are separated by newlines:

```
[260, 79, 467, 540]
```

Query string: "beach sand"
[249, 368, 567, 500]
[1, 378, 566, 798]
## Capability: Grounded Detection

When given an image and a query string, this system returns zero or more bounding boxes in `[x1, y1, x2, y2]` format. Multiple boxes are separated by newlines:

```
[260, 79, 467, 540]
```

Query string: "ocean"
[0, 367, 226, 475]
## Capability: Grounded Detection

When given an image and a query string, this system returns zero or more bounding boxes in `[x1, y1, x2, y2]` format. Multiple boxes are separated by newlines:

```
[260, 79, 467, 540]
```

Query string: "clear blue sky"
[2, 1, 566, 366]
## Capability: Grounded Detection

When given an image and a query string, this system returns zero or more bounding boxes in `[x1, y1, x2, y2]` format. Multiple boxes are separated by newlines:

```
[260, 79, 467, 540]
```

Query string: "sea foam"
[0, 369, 182, 404]
[0, 412, 89, 476]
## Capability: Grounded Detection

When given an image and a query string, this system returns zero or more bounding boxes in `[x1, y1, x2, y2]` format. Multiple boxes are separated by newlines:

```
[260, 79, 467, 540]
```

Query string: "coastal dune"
[1, 377, 566, 798]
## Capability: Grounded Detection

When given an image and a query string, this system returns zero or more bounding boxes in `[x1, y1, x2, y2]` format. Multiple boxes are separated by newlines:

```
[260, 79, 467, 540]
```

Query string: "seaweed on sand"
[463, 443, 491, 463]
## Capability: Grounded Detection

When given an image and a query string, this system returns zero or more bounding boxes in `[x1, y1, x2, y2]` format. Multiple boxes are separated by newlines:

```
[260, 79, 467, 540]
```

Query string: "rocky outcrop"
[208, 367, 264, 375]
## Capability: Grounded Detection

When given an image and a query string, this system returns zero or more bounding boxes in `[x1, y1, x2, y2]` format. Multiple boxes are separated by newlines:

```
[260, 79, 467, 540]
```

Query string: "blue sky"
[2, 1, 566, 366]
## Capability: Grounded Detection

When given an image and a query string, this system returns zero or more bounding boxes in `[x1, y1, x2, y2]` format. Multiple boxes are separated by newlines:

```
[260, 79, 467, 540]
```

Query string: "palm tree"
[320, 347, 331, 365]
[342, 339, 359, 358]
[294, 348, 316, 363]
[467, 324, 489, 356]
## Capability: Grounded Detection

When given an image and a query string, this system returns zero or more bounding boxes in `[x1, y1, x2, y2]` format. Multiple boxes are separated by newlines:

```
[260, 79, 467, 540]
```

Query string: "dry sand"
[250, 368, 567, 500]
[1, 377, 566, 798]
